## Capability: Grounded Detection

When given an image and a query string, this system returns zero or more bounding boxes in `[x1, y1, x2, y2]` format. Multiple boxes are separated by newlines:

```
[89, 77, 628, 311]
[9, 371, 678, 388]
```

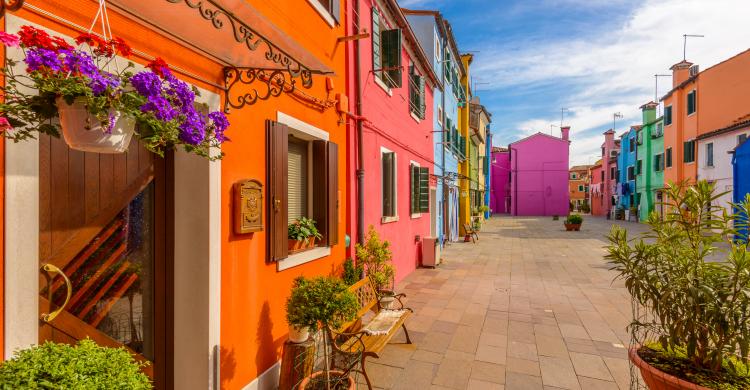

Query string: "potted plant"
[607, 181, 750, 390]
[0, 339, 151, 388]
[629, 206, 638, 221]
[285, 276, 359, 390]
[342, 258, 363, 286]
[355, 226, 396, 308]
[563, 214, 583, 231]
[552, 215, 560, 221]
[288, 217, 322, 253]
[0, 27, 228, 158]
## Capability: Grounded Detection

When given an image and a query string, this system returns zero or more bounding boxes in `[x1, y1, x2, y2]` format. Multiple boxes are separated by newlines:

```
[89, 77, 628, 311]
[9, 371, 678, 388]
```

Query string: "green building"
[635, 101, 665, 221]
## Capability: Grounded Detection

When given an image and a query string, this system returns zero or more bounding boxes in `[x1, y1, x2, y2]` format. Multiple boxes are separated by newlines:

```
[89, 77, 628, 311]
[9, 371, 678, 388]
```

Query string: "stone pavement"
[368, 215, 649, 390]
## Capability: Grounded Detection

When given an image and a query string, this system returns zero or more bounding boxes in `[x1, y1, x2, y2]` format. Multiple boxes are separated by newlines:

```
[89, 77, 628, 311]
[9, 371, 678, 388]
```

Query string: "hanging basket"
[57, 98, 135, 153]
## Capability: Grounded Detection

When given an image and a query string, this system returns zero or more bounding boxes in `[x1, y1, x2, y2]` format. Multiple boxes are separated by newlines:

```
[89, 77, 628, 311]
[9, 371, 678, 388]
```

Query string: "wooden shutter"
[372, 8, 381, 79]
[312, 140, 339, 247]
[419, 167, 430, 213]
[266, 120, 289, 262]
[410, 164, 419, 214]
[382, 152, 394, 216]
[418, 75, 426, 119]
[381, 28, 402, 88]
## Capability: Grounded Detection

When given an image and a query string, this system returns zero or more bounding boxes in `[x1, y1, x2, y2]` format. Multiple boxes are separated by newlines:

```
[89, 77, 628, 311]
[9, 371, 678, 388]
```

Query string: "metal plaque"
[234, 179, 263, 234]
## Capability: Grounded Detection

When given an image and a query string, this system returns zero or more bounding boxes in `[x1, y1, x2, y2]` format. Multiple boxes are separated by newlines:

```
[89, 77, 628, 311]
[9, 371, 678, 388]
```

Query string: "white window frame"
[277, 111, 331, 270]
[306, 0, 336, 27]
[410, 160, 422, 219]
[437, 105, 443, 125]
[381, 146, 399, 223]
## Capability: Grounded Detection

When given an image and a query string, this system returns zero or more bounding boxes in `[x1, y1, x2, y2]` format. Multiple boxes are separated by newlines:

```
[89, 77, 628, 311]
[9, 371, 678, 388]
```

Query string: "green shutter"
[381, 29, 402, 88]
[418, 75, 426, 119]
[410, 164, 419, 214]
[419, 167, 430, 213]
[372, 8, 381, 80]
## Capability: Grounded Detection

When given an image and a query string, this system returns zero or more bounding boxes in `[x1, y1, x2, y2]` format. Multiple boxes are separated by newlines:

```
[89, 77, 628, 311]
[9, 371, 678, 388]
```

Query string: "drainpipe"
[441, 36, 448, 245]
[354, 0, 365, 244]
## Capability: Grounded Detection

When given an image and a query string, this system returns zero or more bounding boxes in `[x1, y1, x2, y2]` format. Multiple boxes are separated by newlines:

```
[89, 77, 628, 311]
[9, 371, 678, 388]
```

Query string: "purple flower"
[25, 48, 61, 72]
[178, 108, 206, 145]
[140, 95, 177, 121]
[60, 49, 98, 77]
[105, 112, 116, 134]
[165, 74, 195, 108]
[89, 72, 120, 96]
[130, 71, 163, 98]
[208, 111, 229, 142]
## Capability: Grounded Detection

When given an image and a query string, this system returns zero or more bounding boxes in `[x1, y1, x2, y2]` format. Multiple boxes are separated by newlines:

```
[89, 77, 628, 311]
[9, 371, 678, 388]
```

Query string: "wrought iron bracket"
[1, 0, 24, 17]
[223, 66, 313, 112]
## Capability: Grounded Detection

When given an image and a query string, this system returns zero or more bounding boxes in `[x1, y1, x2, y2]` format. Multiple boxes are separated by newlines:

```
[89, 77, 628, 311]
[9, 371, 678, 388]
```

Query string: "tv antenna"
[683, 34, 704, 61]
[613, 112, 623, 132]
[560, 107, 569, 127]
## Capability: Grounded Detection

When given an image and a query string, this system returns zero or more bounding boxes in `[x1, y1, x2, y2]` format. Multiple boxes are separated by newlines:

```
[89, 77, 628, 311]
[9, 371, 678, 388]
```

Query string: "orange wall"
[568, 170, 588, 201]
[663, 80, 698, 185]
[698, 50, 750, 134]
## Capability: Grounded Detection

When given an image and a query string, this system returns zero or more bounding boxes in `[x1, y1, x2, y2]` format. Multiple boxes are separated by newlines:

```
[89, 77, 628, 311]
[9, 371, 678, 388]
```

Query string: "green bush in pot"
[564, 214, 583, 225]
[606, 181, 750, 389]
[288, 217, 322, 244]
[0, 339, 151, 389]
[355, 226, 395, 296]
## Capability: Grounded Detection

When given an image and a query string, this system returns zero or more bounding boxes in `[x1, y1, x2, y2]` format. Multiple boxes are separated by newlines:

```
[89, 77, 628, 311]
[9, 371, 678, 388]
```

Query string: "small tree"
[355, 226, 395, 294]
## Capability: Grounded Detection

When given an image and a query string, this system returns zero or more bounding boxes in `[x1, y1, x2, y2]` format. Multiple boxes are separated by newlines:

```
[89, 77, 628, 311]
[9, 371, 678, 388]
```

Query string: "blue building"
[733, 138, 750, 241]
[405, 10, 464, 244]
[484, 124, 492, 219]
[617, 126, 639, 214]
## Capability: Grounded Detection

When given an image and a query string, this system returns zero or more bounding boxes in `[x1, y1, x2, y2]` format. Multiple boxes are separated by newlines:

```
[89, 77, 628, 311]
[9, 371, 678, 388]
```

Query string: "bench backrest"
[338, 277, 378, 332]
[464, 223, 474, 233]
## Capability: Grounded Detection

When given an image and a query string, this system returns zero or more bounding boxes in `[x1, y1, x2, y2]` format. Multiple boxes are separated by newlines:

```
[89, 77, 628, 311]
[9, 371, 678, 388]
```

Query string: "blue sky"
[400, 0, 750, 165]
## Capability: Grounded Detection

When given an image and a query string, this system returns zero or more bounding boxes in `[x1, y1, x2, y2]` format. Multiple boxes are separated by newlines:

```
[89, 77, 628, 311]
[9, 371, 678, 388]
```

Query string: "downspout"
[441, 36, 448, 245]
[354, 0, 365, 244]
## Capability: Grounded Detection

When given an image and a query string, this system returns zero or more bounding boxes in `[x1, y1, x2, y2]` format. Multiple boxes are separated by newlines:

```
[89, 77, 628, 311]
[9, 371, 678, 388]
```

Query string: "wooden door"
[38, 135, 172, 388]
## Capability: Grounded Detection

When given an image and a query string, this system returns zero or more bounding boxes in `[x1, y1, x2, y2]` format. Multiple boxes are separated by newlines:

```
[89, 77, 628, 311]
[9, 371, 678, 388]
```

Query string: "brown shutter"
[266, 120, 289, 262]
[312, 140, 339, 247]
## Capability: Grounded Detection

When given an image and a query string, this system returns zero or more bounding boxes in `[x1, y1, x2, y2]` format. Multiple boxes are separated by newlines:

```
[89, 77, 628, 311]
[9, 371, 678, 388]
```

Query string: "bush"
[607, 181, 750, 385]
[342, 258, 363, 286]
[355, 226, 395, 293]
[0, 339, 151, 389]
[565, 214, 583, 224]
[285, 276, 359, 330]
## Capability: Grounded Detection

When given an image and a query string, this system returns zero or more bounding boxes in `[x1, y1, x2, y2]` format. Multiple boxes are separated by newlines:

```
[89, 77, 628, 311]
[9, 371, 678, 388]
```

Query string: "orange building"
[1, 1, 348, 389]
[589, 160, 605, 216]
[568, 165, 591, 212]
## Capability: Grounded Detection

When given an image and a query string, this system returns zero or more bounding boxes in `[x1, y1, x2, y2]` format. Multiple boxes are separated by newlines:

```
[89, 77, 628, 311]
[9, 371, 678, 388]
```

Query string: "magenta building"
[490, 147, 511, 213]
[509, 127, 571, 216]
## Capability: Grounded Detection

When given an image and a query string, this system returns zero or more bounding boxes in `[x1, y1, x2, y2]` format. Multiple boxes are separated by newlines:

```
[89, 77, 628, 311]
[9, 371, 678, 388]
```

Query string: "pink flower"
[0, 117, 13, 132]
[0, 32, 20, 48]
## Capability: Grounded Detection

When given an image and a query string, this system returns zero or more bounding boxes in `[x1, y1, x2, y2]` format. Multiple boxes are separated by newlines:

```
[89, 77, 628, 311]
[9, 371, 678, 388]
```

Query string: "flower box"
[57, 98, 135, 153]
[288, 238, 317, 254]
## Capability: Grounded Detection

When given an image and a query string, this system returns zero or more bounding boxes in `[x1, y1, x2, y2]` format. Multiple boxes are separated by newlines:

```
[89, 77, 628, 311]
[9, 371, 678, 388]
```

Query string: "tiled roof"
[697, 113, 750, 141]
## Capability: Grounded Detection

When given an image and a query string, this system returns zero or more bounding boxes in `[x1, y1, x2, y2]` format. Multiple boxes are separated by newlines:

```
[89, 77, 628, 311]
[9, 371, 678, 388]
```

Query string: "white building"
[697, 117, 750, 212]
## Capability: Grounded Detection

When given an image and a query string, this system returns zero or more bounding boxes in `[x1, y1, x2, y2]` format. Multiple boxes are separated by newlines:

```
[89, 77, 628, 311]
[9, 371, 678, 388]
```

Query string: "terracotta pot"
[629, 347, 712, 390]
[299, 370, 355, 390]
[288, 325, 309, 343]
[57, 98, 135, 153]
[564, 223, 581, 231]
[288, 238, 316, 253]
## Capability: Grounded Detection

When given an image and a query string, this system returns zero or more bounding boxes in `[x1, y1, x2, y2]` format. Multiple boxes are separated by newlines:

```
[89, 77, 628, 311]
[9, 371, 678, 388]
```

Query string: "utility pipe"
[354, 0, 365, 244]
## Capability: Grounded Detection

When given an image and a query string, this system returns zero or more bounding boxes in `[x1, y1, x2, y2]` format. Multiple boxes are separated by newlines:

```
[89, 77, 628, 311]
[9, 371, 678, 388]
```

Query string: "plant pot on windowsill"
[288, 238, 317, 254]
[299, 369, 355, 390]
[56, 97, 135, 153]
[629, 346, 712, 390]
[564, 223, 581, 231]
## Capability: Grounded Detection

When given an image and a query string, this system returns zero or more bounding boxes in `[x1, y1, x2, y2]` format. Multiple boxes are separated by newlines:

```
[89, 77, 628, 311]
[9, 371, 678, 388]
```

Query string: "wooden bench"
[330, 277, 412, 390]
[464, 223, 479, 243]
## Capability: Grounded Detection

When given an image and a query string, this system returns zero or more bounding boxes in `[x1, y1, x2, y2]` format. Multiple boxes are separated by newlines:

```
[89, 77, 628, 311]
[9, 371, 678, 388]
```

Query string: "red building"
[345, 0, 439, 282]
[590, 160, 604, 216]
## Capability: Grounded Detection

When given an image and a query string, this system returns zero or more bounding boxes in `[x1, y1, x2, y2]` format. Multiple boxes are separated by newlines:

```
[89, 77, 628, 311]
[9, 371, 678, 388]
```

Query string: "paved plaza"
[370, 215, 649, 389]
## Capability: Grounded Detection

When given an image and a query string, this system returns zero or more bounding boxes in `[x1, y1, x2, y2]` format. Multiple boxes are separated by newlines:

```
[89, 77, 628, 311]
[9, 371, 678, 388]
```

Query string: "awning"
[107, 0, 334, 76]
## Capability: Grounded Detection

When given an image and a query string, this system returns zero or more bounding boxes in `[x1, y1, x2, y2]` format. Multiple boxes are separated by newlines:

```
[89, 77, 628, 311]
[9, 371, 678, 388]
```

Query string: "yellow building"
[459, 53, 473, 236]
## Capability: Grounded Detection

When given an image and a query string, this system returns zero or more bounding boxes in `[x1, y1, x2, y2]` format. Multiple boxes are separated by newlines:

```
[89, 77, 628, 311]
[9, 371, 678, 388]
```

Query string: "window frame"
[664, 105, 673, 126]
[627, 166, 635, 181]
[684, 139, 696, 163]
[578, 185, 584, 192]
[381, 146, 398, 222]
[307, 0, 338, 27]
[705, 142, 714, 167]
[571, 173, 577, 179]
[666, 147, 673, 167]
[738, 133, 748, 146]
[687, 89, 697, 116]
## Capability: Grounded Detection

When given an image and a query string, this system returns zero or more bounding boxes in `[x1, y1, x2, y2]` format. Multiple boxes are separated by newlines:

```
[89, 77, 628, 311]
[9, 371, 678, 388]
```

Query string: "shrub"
[285, 276, 359, 330]
[0, 339, 151, 389]
[565, 214, 583, 224]
[607, 181, 750, 385]
[342, 258, 363, 286]
[355, 226, 395, 293]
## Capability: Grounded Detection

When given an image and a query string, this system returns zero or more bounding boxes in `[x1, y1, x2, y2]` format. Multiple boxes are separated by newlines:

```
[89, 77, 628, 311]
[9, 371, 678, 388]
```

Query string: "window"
[664, 105, 673, 125]
[636, 131, 643, 145]
[584, 185, 589, 193]
[600, 171, 604, 181]
[571, 173, 577, 179]
[687, 90, 696, 115]
[265, 118, 339, 262]
[637, 160, 642, 175]
[705, 142, 714, 167]
[654, 153, 664, 172]
[408, 63, 426, 119]
[601, 147, 605, 157]
[578, 185, 584, 192]
[372, 8, 402, 88]
[309, 0, 340, 25]
[382, 149, 397, 219]
[627, 166, 635, 181]
[437, 106, 443, 125]
[739, 133, 748, 146]
[610, 167, 615, 180]
[629, 137, 635, 152]
[654, 122, 664, 137]
[410, 163, 429, 215]
[683, 140, 696, 163]
[666, 147, 673, 167]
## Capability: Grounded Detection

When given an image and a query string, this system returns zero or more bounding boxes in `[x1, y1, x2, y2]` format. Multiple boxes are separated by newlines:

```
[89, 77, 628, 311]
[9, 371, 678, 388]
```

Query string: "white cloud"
[477, 0, 750, 165]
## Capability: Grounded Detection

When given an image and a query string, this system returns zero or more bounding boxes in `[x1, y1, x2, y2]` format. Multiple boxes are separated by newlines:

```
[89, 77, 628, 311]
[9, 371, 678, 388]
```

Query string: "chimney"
[561, 126, 570, 141]
[670, 60, 693, 87]
[640, 101, 658, 124]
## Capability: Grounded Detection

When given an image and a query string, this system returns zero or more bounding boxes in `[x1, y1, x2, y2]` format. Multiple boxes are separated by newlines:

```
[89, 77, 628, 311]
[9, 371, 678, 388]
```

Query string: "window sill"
[381, 215, 399, 224]
[374, 77, 393, 96]
[687, 112, 696, 117]
[410, 213, 421, 219]
[277, 246, 331, 271]
[410, 112, 421, 123]
[306, 0, 336, 27]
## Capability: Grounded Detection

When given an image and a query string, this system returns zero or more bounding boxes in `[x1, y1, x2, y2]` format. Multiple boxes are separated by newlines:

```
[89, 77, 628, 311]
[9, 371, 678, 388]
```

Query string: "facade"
[617, 126, 639, 215]
[697, 117, 750, 212]
[595, 130, 618, 217]
[2, 1, 348, 389]
[589, 161, 604, 216]
[509, 128, 570, 216]
[469, 98, 491, 217]
[568, 165, 591, 212]
[346, 0, 438, 282]
[458, 53, 472, 234]
[733, 137, 750, 240]
[635, 102, 665, 221]
[490, 147, 511, 214]
[661, 60, 699, 186]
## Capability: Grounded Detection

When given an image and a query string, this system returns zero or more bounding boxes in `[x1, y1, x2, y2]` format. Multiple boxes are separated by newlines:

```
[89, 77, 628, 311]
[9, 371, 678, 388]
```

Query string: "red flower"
[109, 37, 131, 57]
[18, 25, 55, 50]
[51, 36, 73, 51]
[147, 57, 171, 78]
[75, 32, 114, 57]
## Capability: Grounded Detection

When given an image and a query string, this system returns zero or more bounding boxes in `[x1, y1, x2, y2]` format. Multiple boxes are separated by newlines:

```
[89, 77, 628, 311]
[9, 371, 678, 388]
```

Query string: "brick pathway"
[369, 215, 649, 390]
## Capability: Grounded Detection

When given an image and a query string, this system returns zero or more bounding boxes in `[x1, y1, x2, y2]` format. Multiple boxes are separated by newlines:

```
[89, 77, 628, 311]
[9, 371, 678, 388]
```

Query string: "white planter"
[57, 98, 135, 153]
[288, 325, 310, 343]
[379, 295, 396, 310]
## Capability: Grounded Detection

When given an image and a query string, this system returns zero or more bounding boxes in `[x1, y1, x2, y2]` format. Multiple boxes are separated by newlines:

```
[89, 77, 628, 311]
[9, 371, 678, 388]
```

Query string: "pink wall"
[346, 0, 436, 283]
[509, 133, 570, 216]
[491, 151, 510, 213]
[598, 130, 616, 216]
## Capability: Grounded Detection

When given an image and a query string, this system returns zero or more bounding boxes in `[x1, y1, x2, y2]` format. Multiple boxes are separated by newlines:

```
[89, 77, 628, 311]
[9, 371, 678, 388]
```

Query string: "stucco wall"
[510, 134, 570, 216]
[698, 128, 750, 212]
[491, 151, 510, 214]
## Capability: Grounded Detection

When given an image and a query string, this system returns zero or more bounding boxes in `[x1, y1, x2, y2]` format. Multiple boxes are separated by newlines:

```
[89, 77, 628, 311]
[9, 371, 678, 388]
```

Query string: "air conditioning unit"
[609, 150, 619, 158]
[421, 237, 440, 268]
[689, 65, 700, 77]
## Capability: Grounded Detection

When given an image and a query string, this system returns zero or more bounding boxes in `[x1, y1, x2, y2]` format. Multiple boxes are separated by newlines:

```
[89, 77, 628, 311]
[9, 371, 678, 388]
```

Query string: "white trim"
[374, 76, 393, 96]
[410, 111, 421, 123]
[306, 0, 336, 27]
[381, 146, 398, 219]
[277, 112, 329, 141]
[241, 361, 281, 390]
[277, 247, 332, 271]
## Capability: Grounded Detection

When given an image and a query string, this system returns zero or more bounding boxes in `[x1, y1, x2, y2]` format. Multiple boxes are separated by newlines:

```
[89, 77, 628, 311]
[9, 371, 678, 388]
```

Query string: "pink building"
[491, 147, 511, 213]
[345, 0, 439, 282]
[509, 128, 571, 216]
[594, 129, 618, 216]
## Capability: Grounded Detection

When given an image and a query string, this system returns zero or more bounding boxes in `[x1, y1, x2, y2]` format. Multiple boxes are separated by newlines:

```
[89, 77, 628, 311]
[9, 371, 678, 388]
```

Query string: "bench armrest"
[327, 327, 367, 354]
[382, 293, 413, 312]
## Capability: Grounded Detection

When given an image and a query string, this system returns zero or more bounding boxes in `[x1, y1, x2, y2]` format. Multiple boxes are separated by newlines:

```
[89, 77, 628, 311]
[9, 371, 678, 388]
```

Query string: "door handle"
[40, 263, 72, 323]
